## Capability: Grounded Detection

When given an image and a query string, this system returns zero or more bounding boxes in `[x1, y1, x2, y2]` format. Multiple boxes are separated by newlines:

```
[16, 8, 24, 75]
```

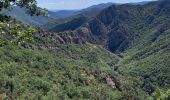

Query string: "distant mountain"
[42, 0, 170, 96]
[49, 16, 89, 32]
[3, 3, 115, 27]
[128, 1, 151, 5]
[0, 0, 169, 99]
[49, 2, 115, 18]
[74, 2, 116, 17]
[49, 10, 80, 18]
[42, 2, 116, 31]
[43, 2, 156, 32]
[3, 6, 65, 26]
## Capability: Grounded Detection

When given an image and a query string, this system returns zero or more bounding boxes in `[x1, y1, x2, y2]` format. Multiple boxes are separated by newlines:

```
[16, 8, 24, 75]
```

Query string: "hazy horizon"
[37, 0, 156, 10]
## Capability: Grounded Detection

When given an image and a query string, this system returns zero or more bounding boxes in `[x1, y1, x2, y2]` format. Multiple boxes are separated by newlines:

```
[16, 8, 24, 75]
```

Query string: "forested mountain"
[0, 0, 169, 99]
[3, 3, 114, 27]
[50, 2, 115, 17]
[48, 16, 89, 32]
[44, 2, 152, 32]
[41, 3, 115, 31]
[39, 0, 170, 98]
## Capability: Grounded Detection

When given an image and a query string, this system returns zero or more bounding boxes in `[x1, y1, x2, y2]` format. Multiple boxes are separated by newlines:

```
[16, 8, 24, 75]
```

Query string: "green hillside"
[0, 0, 170, 100]
[49, 16, 89, 32]
[42, 0, 170, 99]
[0, 18, 122, 99]
[0, 44, 122, 99]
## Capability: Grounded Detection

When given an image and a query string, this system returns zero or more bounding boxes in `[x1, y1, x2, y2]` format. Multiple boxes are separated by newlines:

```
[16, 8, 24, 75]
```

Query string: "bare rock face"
[38, 5, 128, 52]
[38, 0, 170, 53]
[46, 4, 134, 52]
[77, 27, 91, 34]
[106, 77, 116, 89]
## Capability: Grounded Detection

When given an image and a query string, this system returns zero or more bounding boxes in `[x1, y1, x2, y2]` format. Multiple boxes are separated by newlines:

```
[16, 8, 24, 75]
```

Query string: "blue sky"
[37, 0, 155, 10]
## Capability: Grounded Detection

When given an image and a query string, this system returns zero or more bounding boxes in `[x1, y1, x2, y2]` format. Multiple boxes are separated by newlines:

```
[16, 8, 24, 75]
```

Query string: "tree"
[0, 0, 47, 16]
[0, 0, 48, 46]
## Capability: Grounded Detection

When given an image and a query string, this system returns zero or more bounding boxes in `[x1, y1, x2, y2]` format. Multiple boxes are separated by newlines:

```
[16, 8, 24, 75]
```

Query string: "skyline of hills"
[3, 1, 152, 27]
[0, 0, 169, 99]
[3, 2, 115, 26]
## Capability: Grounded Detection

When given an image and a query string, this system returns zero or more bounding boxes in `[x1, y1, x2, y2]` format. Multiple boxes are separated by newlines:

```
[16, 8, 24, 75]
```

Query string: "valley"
[0, 0, 170, 99]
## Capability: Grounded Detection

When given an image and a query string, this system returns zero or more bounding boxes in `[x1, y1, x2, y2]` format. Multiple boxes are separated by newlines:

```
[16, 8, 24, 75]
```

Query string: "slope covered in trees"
[39, 0, 170, 98]
[0, 0, 169, 99]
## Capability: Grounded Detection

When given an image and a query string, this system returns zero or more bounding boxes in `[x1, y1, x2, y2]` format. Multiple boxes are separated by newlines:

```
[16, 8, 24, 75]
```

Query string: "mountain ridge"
[0, 0, 169, 99]
[38, 0, 170, 95]
[3, 3, 115, 27]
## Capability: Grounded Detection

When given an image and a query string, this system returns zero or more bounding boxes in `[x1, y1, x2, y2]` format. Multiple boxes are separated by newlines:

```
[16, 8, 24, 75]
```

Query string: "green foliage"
[0, 0, 169, 99]
[152, 88, 170, 100]
[0, 21, 36, 46]
[120, 77, 150, 100]
[117, 7, 170, 99]
[0, 0, 47, 16]
[0, 43, 120, 99]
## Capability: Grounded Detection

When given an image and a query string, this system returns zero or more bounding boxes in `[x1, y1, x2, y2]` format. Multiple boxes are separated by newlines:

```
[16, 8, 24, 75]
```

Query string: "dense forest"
[0, 0, 169, 99]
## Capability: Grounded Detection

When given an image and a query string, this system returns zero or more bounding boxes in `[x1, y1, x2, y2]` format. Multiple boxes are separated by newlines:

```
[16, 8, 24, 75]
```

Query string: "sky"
[37, 0, 155, 10]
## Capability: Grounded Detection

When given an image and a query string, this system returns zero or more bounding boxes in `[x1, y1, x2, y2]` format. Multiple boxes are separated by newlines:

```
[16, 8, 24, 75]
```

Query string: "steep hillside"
[49, 16, 89, 32]
[42, 3, 115, 31]
[0, 44, 122, 99]
[0, 18, 124, 99]
[41, 0, 170, 97]
[53, 0, 170, 53]
[44, 2, 153, 32]
[0, 0, 169, 99]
